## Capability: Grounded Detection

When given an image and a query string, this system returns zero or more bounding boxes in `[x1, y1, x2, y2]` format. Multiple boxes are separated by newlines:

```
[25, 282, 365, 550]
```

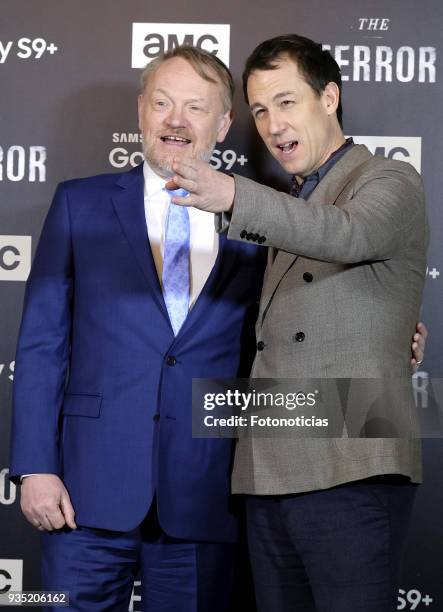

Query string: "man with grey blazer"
[168, 34, 428, 612]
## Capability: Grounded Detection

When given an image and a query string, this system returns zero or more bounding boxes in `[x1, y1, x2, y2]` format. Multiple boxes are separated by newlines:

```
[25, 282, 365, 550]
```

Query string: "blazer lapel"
[111, 164, 170, 323]
[176, 231, 240, 341]
[258, 145, 373, 326]
[307, 144, 372, 207]
[112, 171, 242, 341]
[258, 250, 297, 326]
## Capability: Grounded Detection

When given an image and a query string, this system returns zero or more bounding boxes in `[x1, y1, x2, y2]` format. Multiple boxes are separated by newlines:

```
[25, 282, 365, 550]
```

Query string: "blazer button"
[257, 236, 266, 244]
[166, 355, 177, 366]
[293, 332, 305, 342]
[257, 341, 265, 351]
[153, 413, 160, 422]
[240, 230, 247, 239]
[303, 272, 313, 283]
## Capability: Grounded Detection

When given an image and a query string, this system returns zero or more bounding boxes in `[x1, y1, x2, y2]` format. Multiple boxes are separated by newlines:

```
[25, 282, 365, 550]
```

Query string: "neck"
[297, 132, 347, 181]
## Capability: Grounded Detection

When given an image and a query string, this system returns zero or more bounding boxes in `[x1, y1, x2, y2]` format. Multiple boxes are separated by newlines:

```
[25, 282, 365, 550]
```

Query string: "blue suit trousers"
[41, 505, 235, 612]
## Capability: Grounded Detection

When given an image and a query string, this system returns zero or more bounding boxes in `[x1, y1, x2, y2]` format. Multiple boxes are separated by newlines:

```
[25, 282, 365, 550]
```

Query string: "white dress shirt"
[143, 161, 219, 308]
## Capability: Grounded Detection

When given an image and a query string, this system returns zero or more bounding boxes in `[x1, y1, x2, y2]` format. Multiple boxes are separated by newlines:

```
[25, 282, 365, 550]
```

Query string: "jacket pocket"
[62, 393, 102, 417]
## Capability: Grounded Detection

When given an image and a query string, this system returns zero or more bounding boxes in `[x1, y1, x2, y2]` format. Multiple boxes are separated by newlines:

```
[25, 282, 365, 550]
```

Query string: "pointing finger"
[170, 194, 194, 207]
[165, 179, 180, 191]
[172, 159, 198, 177]
[171, 175, 197, 193]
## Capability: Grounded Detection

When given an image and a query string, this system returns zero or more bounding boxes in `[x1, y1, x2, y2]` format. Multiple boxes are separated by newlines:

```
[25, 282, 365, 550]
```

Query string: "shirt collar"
[291, 137, 354, 198]
[316, 137, 354, 182]
[143, 161, 169, 199]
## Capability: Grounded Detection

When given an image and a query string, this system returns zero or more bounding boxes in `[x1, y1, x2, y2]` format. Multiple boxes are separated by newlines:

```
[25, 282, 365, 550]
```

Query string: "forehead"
[146, 57, 218, 95]
[247, 57, 309, 96]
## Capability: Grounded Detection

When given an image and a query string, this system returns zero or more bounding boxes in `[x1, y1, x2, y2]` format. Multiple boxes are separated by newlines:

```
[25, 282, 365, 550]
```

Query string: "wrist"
[225, 175, 235, 213]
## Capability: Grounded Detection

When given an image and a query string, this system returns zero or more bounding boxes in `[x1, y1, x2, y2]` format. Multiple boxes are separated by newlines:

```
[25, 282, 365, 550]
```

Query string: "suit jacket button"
[303, 272, 313, 282]
[240, 230, 247, 239]
[166, 355, 177, 366]
[258, 236, 266, 244]
[257, 341, 265, 351]
[294, 332, 305, 342]
[153, 413, 160, 422]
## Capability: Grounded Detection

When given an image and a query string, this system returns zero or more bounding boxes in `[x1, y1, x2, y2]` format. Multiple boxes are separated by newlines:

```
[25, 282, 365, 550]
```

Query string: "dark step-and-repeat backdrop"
[1, 1, 442, 610]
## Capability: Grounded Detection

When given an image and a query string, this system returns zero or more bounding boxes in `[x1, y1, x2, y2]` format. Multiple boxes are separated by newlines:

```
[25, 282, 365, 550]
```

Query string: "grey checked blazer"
[227, 145, 428, 494]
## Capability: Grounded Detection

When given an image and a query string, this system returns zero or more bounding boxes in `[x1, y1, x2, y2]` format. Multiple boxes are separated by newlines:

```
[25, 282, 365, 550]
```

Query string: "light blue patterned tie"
[162, 189, 190, 335]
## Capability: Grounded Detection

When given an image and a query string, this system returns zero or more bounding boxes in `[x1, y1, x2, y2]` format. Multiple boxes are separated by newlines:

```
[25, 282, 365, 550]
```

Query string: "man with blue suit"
[9, 46, 265, 611]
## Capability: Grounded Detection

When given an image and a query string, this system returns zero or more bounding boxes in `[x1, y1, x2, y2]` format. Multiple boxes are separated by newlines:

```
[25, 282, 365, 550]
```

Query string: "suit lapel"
[258, 250, 297, 326]
[258, 145, 373, 326]
[112, 167, 242, 341]
[307, 144, 372, 207]
[111, 164, 170, 323]
[177, 232, 240, 341]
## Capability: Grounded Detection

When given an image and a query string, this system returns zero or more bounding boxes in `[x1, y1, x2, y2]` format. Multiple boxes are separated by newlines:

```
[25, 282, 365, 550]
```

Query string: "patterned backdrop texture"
[1, 1, 442, 610]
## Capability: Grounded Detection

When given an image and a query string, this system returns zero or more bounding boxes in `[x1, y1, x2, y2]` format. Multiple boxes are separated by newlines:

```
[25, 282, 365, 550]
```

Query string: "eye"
[253, 108, 265, 119]
[153, 99, 168, 109]
[189, 104, 205, 113]
[281, 99, 295, 108]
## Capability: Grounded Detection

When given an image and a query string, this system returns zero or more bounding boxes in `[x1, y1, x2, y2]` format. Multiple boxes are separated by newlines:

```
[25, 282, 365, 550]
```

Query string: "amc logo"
[131, 23, 230, 68]
[0, 236, 31, 281]
[0, 560, 23, 595]
[351, 136, 422, 173]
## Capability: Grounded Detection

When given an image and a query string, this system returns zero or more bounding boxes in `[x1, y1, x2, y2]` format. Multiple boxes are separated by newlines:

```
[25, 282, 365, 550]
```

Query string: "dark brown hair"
[243, 34, 343, 127]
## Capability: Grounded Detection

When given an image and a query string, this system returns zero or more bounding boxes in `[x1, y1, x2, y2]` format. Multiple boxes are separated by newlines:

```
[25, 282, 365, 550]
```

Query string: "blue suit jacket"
[10, 163, 265, 541]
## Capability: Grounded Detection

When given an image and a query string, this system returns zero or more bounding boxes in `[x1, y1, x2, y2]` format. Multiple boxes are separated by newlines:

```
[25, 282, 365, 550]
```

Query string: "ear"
[322, 82, 340, 117]
[137, 94, 144, 131]
[216, 109, 234, 144]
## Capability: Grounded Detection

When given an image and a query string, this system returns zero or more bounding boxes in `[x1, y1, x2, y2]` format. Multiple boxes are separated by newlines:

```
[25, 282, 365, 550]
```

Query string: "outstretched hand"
[167, 158, 235, 213]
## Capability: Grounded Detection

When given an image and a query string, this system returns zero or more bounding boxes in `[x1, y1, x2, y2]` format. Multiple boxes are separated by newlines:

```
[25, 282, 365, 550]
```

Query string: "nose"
[267, 109, 285, 136]
[165, 104, 186, 128]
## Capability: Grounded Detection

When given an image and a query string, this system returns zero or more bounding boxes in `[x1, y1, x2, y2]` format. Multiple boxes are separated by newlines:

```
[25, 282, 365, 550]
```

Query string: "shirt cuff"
[20, 474, 40, 482]
[215, 211, 232, 234]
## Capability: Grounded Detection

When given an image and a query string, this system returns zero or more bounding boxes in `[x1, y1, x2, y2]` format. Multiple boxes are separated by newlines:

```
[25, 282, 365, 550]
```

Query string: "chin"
[280, 161, 298, 175]
[286, 161, 308, 177]
[144, 151, 174, 177]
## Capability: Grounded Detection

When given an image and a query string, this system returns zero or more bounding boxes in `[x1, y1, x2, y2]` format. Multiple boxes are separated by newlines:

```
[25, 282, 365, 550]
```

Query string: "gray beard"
[141, 141, 216, 178]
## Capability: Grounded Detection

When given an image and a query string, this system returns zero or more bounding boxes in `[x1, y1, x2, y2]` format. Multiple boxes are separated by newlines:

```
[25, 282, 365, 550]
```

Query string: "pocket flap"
[62, 394, 102, 417]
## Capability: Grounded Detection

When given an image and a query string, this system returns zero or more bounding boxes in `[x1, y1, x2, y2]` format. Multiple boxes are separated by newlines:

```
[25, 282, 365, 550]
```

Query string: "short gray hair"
[140, 46, 234, 113]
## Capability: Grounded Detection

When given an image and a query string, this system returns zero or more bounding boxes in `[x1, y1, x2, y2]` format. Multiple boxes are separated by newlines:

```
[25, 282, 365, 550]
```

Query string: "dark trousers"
[246, 477, 417, 612]
[41, 503, 235, 612]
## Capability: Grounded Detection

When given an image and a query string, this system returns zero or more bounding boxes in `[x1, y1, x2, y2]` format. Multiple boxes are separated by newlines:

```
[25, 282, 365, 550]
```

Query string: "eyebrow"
[152, 88, 206, 104]
[250, 90, 297, 111]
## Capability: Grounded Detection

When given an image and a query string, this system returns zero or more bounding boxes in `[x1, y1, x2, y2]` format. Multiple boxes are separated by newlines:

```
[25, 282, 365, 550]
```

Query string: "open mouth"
[160, 135, 192, 145]
[277, 140, 298, 154]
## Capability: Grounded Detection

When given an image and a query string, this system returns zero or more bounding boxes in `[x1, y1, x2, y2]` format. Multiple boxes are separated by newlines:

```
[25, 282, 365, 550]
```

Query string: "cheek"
[303, 126, 317, 148]
[194, 124, 212, 145]
[145, 121, 162, 140]
[254, 123, 268, 143]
